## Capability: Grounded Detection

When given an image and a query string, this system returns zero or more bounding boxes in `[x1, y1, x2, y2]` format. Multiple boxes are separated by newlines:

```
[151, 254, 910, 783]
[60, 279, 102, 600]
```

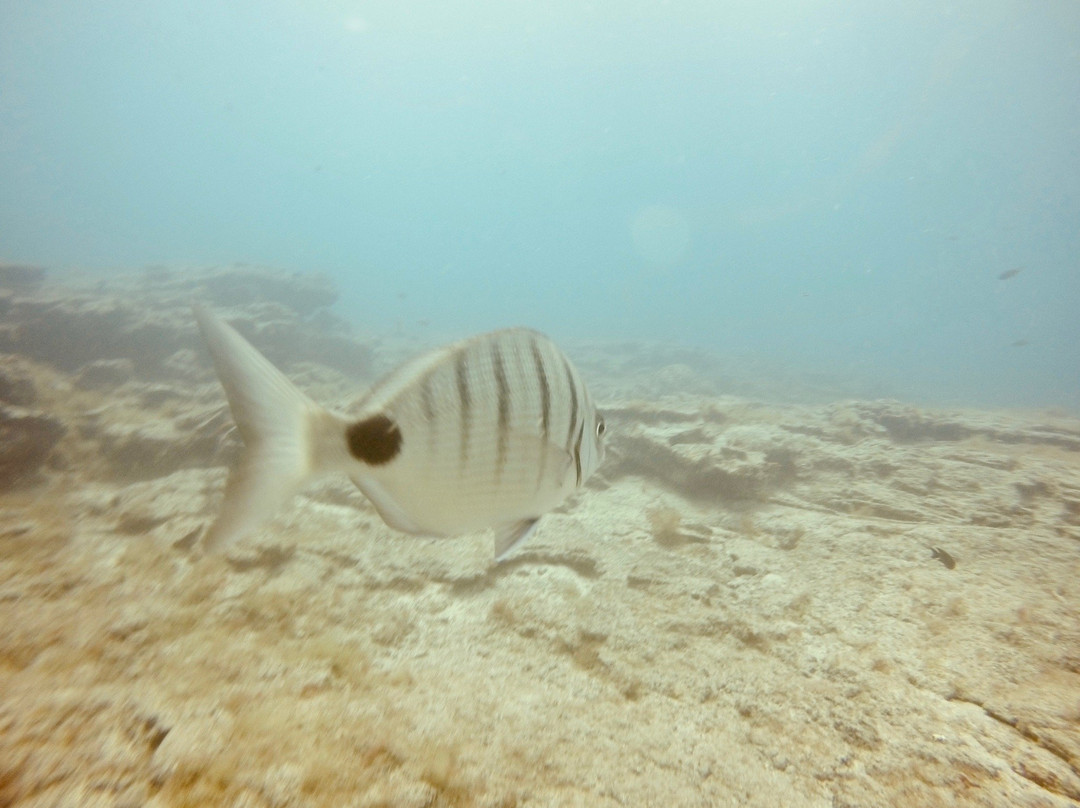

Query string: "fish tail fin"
[193, 305, 342, 552]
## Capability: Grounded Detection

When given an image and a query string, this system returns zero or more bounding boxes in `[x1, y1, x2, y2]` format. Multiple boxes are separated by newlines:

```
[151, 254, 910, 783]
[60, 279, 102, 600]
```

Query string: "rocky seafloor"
[1, 263, 1078, 808]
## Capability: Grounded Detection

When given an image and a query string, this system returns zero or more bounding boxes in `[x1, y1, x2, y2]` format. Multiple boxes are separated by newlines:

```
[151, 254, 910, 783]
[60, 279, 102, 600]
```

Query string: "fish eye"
[595, 416, 606, 438]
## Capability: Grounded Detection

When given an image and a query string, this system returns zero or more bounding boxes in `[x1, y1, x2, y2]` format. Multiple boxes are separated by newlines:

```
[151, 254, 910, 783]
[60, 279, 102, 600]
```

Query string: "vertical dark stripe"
[530, 336, 552, 490]
[572, 420, 584, 486]
[530, 338, 551, 444]
[419, 371, 437, 454]
[420, 373, 435, 422]
[492, 338, 510, 482]
[562, 354, 579, 453]
[455, 348, 471, 467]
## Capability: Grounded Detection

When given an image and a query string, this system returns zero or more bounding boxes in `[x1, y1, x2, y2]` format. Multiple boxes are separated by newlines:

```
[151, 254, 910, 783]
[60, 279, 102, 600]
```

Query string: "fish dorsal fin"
[494, 518, 541, 561]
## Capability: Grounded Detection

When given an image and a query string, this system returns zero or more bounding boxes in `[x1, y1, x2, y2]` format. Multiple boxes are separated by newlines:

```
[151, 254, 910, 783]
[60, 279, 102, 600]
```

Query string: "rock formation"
[0, 264, 1077, 807]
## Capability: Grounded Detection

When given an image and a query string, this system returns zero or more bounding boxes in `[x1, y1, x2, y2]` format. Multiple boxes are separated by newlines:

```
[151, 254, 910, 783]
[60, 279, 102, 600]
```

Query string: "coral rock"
[0, 405, 65, 487]
[0, 356, 38, 406]
[74, 358, 135, 390]
[0, 262, 47, 290]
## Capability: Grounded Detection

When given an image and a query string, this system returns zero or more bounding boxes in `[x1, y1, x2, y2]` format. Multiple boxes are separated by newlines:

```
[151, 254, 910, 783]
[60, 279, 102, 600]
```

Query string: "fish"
[997, 266, 1023, 280]
[193, 305, 606, 560]
[1010, 339, 1029, 348]
[930, 546, 956, 569]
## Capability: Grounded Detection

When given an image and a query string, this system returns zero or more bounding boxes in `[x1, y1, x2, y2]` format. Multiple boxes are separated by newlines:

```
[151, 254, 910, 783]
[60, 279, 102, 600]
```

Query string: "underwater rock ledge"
[0, 262, 1078, 807]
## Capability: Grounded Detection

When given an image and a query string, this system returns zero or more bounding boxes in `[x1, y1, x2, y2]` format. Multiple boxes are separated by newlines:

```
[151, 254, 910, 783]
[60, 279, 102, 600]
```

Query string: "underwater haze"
[1, 0, 1078, 409]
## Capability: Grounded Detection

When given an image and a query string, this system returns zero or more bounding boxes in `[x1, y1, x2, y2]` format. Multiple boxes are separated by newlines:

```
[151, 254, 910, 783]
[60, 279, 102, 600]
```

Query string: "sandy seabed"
[1, 264, 1079, 807]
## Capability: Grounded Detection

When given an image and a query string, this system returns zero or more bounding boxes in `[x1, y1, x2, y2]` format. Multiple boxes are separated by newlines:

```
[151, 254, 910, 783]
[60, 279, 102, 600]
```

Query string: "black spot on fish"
[346, 414, 402, 465]
[930, 546, 956, 570]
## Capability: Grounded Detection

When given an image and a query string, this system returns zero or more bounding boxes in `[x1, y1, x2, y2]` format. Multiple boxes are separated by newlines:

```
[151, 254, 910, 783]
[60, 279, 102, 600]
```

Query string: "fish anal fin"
[494, 518, 540, 561]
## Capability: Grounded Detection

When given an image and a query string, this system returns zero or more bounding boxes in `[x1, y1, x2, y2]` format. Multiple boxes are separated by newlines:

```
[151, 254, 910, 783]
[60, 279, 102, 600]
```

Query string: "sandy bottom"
[1, 266, 1079, 807]
[3, 396, 1080, 808]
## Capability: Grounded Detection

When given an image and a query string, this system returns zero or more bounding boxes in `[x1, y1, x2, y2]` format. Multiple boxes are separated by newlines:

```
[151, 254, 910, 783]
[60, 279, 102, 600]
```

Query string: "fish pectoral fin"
[493, 518, 541, 561]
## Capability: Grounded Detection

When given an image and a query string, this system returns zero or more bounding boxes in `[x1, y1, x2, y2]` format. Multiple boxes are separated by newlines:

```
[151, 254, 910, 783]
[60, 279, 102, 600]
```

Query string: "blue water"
[2, 1, 1078, 409]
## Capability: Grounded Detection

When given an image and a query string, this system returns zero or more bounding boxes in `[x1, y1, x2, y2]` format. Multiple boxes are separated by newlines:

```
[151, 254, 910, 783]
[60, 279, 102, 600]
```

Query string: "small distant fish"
[997, 266, 1024, 281]
[194, 306, 606, 560]
[930, 547, 956, 569]
[1010, 339, 1029, 348]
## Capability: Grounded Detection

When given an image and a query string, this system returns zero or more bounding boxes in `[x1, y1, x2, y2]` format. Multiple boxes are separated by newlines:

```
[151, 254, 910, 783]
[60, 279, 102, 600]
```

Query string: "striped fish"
[194, 306, 606, 560]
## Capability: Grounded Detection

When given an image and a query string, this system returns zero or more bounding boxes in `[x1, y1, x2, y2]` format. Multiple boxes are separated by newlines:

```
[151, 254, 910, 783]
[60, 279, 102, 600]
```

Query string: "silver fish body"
[194, 306, 605, 559]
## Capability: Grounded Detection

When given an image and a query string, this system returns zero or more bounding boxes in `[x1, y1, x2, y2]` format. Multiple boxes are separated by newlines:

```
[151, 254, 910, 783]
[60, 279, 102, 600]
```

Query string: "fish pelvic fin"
[194, 305, 345, 552]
